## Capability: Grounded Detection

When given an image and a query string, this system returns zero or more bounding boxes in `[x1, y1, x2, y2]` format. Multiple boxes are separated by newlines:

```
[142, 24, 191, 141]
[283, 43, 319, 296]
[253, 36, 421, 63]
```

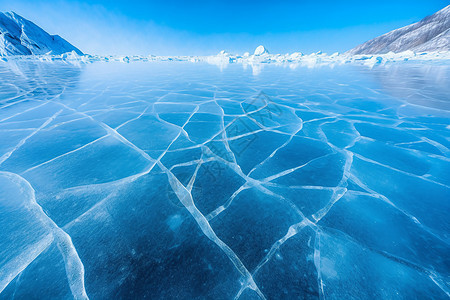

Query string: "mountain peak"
[0, 11, 83, 56]
[347, 5, 450, 54]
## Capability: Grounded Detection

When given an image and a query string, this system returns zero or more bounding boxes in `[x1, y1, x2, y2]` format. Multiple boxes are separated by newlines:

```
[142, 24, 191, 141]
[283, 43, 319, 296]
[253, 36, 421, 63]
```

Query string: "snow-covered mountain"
[348, 5, 450, 54]
[0, 11, 82, 56]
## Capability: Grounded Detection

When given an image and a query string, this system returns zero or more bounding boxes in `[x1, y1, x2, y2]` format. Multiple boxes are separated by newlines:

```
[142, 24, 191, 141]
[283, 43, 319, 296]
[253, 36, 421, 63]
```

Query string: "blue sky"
[1, 0, 448, 55]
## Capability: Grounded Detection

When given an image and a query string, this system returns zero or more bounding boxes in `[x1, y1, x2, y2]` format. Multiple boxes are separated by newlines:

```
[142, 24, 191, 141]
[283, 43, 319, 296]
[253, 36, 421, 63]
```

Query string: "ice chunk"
[254, 45, 269, 56]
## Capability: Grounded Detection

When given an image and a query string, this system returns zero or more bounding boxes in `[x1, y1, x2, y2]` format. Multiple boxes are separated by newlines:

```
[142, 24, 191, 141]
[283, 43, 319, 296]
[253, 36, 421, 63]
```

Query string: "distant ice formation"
[0, 11, 83, 56]
[2, 46, 449, 70]
[348, 5, 450, 54]
[254, 45, 269, 56]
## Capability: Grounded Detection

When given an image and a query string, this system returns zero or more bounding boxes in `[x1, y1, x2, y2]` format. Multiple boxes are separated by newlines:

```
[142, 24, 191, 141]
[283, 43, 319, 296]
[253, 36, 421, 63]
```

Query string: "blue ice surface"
[0, 60, 449, 299]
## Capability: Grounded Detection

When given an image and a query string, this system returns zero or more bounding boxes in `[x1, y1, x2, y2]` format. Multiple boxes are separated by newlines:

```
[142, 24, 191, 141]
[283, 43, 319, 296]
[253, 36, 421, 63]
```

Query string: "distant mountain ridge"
[0, 11, 82, 56]
[348, 5, 450, 54]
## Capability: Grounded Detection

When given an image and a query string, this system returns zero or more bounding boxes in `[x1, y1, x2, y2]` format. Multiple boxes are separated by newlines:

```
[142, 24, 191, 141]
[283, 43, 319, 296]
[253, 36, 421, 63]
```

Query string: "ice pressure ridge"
[3, 46, 450, 68]
[0, 61, 449, 299]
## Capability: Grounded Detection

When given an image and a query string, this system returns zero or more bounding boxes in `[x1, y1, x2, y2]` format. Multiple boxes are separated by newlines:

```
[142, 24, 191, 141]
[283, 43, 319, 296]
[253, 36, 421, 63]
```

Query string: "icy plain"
[0, 59, 449, 299]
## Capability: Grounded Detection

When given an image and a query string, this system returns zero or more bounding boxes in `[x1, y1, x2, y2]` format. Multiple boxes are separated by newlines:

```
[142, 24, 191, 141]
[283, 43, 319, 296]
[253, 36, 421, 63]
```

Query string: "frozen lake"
[0, 60, 449, 299]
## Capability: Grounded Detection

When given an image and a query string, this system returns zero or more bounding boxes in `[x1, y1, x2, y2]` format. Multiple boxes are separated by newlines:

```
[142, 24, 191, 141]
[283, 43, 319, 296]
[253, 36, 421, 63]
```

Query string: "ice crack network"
[0, 60, 449, 299]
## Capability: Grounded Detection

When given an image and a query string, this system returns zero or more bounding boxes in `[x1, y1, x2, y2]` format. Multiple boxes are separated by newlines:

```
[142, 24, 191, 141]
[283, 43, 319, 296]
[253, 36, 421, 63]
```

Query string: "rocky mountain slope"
[0, 11, 82, 56]
[348, 5, 450, 54]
